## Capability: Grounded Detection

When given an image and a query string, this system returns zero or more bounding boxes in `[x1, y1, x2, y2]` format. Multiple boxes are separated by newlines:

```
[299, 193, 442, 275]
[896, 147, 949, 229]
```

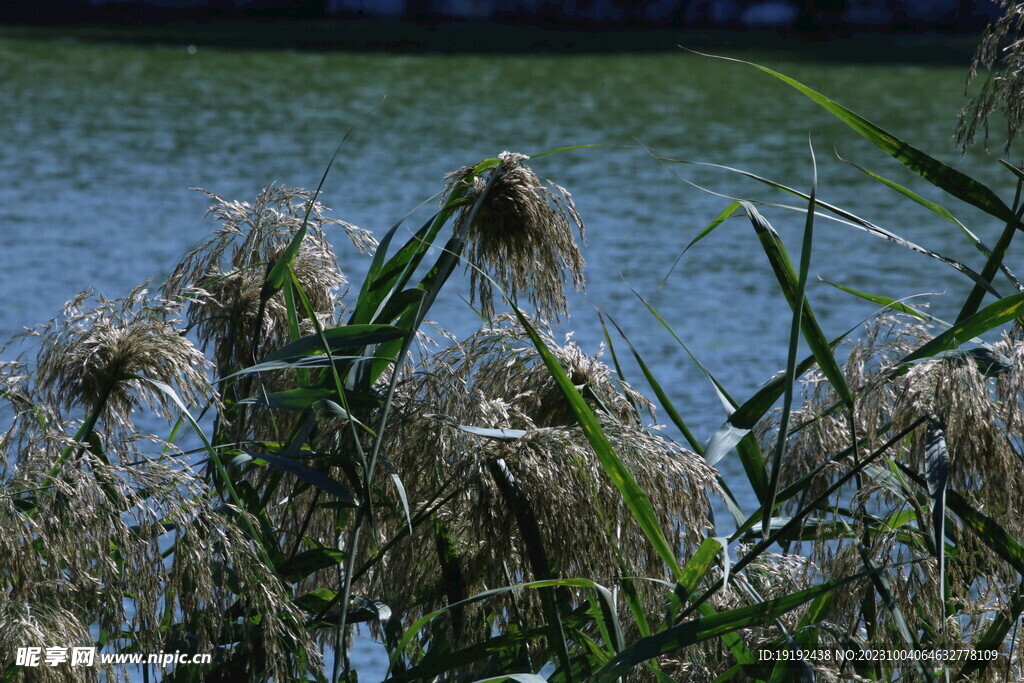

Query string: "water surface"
[1, 30, 1013, 679]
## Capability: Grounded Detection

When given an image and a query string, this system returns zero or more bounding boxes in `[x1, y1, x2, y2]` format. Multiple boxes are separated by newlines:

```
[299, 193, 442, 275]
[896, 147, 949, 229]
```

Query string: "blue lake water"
[2, 27, 1015, 680]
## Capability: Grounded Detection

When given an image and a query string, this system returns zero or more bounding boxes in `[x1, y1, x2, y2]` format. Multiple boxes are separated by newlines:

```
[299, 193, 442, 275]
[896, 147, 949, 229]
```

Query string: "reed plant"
[3, 52, 1024, 683]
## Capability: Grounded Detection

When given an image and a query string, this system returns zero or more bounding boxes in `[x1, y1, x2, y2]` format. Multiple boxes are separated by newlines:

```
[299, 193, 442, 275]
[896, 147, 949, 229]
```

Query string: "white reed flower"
[445, 152, 585, 321]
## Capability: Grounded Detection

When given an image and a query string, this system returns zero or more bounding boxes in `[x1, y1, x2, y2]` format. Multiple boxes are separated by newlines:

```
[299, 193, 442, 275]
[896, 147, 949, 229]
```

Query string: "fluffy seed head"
[445, 152, 585, 321]
[372, 316, 718, 650]
[958, 1, 1024, 154]
[164, 186, 373, 373]
[757, 312, 1024, 674]
[33, 286, 213, 429]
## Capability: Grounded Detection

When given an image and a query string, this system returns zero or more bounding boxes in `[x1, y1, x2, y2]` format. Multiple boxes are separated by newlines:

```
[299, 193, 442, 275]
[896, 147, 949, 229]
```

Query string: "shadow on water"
[0, 16, 984, 64]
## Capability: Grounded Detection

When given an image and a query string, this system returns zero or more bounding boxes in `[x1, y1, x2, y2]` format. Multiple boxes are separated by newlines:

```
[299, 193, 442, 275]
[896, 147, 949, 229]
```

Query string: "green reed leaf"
[667, 537, 726, 621]
[703, 340, 838, 469]
[390, 578, 616, 678]
[352, 212, 444, 326]
[763, 142, 817, 540]
[487, 457, 572, 678]
[947, 490, 1024, 574]
[664, 200, 743, 284]
[743, 201, 852, 408]
[630, 292, 767, 508]
[240, 449, 357, 507]
[705, 53, 1017, 225]
[594, 573, 867, 681]
[455, 424, 528, 440]
[513, 309, 683, 579]
[958, 585, 1024, 680]
[899, 291, 1024, 365]
[245, 387, 337, 412]
[514, 309, 754, 669]
[840, 154, 983, 246]
[261, 137, 347, 302]
[924, 419, 950, 617]
[604, 312, 702, 453]
[664, 159, 1001, 296]
[277, 547, 347, 583]
[260, 324, 404, 364]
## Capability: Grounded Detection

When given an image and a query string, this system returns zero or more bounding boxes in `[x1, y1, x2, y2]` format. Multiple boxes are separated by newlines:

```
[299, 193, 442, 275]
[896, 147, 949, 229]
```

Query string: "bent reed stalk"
[4, 47, 1024, 683]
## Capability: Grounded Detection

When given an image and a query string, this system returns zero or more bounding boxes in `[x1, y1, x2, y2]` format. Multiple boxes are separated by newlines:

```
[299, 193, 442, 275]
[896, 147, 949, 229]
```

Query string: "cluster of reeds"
[5, 46, 1024, 683]
[0, 287, 318, 682]
[0, 151, 718, 681]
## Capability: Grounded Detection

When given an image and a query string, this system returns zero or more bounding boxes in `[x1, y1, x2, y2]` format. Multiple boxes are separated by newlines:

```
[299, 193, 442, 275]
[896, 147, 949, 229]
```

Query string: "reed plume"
[33, 286, 212, 433]
[372, 315, 718, 658]
[445, 152, 585, 321]
[164, 186, 373, 375]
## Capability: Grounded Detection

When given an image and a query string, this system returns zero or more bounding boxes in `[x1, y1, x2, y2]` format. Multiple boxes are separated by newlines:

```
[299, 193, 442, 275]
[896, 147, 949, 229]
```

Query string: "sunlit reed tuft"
[445, 152, 585, 321]
[373, 316, 718, 648]
[958, 0, 1024, 154]
[33, 286, 213, 431]
[165, 186, 372, 373]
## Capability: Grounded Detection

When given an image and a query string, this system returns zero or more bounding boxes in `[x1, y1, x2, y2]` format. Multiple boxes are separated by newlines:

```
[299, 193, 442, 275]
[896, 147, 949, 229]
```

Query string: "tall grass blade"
[704, 425, 745, 467]
[924, 419, 950, 616]
[488, 457, 573, 679]
[945, 489, 1024, 574]
[244, 387, 339, 412]
[820, 280, 943, 323]
[698, 52, 1018, 225]
[455, 424, 529, 440]
[512, 308, 684, 579]
[141, 377, 276, 567]
[662, 537, 755, 676]
[278, 547, 347, 583]
[665, 159, 1001, 296]
[849, 150, 1024, 311]
[522, 305, 765, 669]
[839, 154, 986, 249]
[663, 200, 743, 284]
[703, 337, 841, 476]
[352, 212, 439, 325]
[742, 201, 851, 408]
[855, 545, 935, 682]
[821, 284, 1010, 372]
[763, 142, 817, 539]
[604, 312, 702, 453]
[674, 537, 725, 606]
[632, 290, 737, 415]
[1001, 158, 1024, 184]
[380, 456, 413, 534]
[262, 135, 349, 302]
[695, 417, 930, 618]
[899, 291, 1024, 365]
[775, 590, 835, 681]
[515, 305, 761, 668]
[957, 199, 1024, 323]
[528, 143, 603, 159]
[239, 450, 357, 506]
[389, 578, 616, 677]
[589, 581, 626, 656]
[598, 312, 646, 423]
[631, 292, 766, 511]
[329, 239, 466, 648]
[595, 571, 875, 681]
[362, 236, 464, 388]
[957, 586, 1024, 680]
[353, 154, 482, 332]
[259, 324, 404, 364]
[431, 517, 466, 642]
